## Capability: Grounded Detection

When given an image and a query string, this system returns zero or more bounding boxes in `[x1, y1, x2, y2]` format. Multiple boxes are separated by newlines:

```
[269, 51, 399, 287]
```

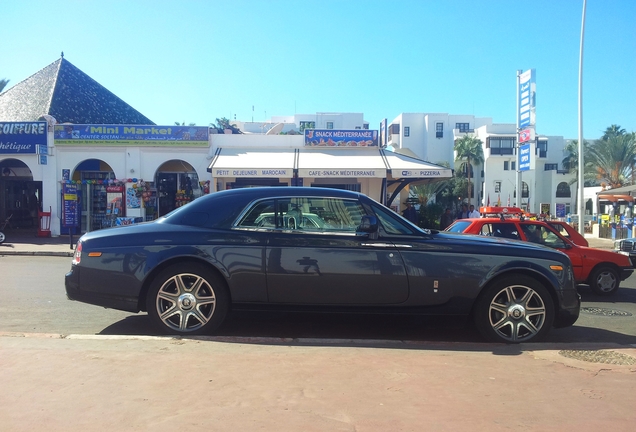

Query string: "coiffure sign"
[0, 122, 47, 154]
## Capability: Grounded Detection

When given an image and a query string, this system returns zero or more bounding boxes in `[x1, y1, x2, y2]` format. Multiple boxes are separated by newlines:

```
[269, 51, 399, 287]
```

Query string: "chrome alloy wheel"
[155, 272, 217, 332]
[488, 285, 547, 342]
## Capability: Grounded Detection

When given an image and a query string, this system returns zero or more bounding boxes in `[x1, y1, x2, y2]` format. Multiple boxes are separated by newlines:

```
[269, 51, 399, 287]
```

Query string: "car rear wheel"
[146, 263, 229, 335]
[474, 275, 554, 343]
[0, 231, 5, 243]
[589, 266, 619, 296]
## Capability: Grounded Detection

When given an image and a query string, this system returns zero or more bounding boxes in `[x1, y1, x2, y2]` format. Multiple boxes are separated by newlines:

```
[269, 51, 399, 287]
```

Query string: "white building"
[386, 113, 577, 216]
[232, 112, 369, 135]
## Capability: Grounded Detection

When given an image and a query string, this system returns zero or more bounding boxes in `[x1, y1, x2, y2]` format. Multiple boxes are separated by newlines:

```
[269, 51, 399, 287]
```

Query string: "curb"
[0, 251, 74, 257]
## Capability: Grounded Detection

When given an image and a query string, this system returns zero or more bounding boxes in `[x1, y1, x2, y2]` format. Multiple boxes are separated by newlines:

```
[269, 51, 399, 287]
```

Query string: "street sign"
[518, 69, 536, 129]
[518, 128, 534, 143]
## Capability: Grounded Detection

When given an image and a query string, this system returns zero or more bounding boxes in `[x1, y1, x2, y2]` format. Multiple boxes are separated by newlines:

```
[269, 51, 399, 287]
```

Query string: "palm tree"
[601, 124, 626, 141]
[587, 134, 636, 188]
[410, 161, 452, 206]
[561, 139, 597, 185]
[454, 135, 484, 206]
[0, 78, 9, 93]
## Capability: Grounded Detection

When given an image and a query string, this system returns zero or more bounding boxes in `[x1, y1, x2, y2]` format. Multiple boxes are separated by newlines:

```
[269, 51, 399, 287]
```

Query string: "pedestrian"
[402, 201, 419, 225]
[440, 208, 454, 230]
[457, 203, 469, 219]
[468, 204, 480, 218]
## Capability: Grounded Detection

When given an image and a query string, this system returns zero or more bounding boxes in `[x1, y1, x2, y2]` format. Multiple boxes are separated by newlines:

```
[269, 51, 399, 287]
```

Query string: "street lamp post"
[577, 0, 587, 235]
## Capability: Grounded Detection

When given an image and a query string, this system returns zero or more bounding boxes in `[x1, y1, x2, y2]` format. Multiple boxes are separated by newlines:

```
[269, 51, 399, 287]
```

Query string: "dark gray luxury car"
[65, 187, 580, 343]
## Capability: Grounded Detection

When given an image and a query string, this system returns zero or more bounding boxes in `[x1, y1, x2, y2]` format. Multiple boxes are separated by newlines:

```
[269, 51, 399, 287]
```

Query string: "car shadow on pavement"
[96, 310, 636, 353]
[577, 285, 636, 304]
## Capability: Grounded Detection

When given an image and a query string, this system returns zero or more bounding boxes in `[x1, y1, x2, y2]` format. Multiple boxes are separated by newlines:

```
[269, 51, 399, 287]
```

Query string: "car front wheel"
[589, 266, 619, 296]
[146, 263, 229, 335]
[474, 275, 554, 343]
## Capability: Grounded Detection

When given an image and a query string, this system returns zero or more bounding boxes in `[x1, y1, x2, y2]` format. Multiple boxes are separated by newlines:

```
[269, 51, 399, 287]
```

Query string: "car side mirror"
[357, 215, 379, 239]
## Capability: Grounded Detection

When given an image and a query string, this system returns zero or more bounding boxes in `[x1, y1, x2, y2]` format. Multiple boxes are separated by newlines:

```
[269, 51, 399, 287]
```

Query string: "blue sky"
[2, 0, 634, 139]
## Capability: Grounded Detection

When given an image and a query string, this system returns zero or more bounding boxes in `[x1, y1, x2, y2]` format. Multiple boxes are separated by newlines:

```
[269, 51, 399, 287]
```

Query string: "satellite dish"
[265, 123, 284, 135]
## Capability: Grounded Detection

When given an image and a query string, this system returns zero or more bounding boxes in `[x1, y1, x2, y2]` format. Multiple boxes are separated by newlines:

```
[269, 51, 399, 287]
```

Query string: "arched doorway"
[155, 160, 201, 217]
[70, 158, 116, 233]
[0, 158, 42, 232]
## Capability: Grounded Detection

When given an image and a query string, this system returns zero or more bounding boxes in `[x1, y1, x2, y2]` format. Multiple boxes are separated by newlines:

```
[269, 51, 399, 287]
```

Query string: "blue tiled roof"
[0, 57, 154, 124]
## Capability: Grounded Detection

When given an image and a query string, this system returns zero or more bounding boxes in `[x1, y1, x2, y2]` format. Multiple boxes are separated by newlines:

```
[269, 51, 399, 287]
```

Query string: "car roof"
[212, 186, 364, 200]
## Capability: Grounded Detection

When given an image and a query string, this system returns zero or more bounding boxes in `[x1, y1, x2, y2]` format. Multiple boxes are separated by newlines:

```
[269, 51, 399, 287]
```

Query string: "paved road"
[1, 255, 635, 345]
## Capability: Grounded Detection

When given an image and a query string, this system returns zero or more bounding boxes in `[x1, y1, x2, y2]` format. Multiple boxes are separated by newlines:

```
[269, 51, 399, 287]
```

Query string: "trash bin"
[38, 206, 51, 237]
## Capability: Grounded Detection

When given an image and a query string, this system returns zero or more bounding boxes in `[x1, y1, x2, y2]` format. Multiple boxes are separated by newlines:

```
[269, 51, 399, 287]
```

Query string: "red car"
[446, 213, 632, 295]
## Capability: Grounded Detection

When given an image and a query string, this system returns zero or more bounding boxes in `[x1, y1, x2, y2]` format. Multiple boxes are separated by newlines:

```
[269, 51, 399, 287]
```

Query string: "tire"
[0, 231, 5, 244]
[589, 266, 619, 296]
[146, 263, 229, 335]
[474, 275, 554, 343]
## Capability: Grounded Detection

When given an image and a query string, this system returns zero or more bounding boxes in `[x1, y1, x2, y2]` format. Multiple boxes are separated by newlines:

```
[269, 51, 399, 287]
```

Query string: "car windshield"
[446, 220, 472, 233]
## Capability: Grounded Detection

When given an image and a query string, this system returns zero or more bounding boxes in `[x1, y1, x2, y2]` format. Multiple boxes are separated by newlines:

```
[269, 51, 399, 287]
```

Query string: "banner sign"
[0, 122, 47, 154]
[518, 128, 535, 144]
[62, 183, 79, 228]
[556, 203, 566, 218]
[518, 143, 534, 171]
[304, 129, 378, 147]
[297, 168, 384, 178]
[54, 124, 209, 146]
[212, 168, 292, 178]
[518, 69, 536, 129]
[398, 169, 450, 178]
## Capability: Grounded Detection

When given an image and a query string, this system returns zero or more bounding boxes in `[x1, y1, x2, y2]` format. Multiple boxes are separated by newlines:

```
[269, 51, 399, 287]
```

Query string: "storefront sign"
[298, 169, 382, 178]
[304, 130, 378, 147]
[62, 183, 79, 228]
[54, 124, 209, 146]
[212, 168, 291, 178]
[399, 170, 445, 178]
[0, 121, 47, 154]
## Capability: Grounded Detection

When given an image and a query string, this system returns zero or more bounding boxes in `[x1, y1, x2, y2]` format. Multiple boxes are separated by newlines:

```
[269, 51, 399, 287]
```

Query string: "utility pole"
[577, 0, 587, 234]
[516, 70, 523, 208]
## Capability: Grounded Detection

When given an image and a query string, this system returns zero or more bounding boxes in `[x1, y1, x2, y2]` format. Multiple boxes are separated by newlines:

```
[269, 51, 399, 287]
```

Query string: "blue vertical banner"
[62, 183, 79, 228]
[518, 69, 536, 129]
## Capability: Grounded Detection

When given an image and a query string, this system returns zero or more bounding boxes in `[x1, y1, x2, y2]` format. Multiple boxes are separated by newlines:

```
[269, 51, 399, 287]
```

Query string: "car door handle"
[360, 243, 412, 248]
[361, 242, 394, 247]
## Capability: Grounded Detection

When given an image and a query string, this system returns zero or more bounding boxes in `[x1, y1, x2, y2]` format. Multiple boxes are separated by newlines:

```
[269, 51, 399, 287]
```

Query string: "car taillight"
[72, 241, 82, 265]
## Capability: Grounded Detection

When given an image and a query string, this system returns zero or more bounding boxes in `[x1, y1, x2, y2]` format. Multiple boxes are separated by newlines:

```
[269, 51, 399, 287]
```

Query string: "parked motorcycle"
[0, 214, 13, 244]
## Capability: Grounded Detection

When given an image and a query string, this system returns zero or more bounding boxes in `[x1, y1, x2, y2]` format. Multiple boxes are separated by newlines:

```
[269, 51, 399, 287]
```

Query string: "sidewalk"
[0, 228, 76, 257]
[1, 333, 635, 431]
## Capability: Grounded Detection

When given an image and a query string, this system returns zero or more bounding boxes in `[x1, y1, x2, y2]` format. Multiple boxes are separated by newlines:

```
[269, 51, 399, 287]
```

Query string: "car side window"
[479, 224, 493, 236]
[491, 223, 520, 240]
[371, 204, 414, 235]
[520, 224, 566, 248]
[236, 197, 366, 234]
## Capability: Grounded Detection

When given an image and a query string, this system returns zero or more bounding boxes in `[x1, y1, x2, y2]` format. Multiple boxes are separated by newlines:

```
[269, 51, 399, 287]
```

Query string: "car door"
[370, 203, 455, 306]
[261, 196, 409, 305]
[519, 222, 584, 280]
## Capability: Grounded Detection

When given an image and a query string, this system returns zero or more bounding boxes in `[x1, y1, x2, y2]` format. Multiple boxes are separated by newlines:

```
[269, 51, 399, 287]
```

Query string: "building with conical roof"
[0, 55, 154, 124]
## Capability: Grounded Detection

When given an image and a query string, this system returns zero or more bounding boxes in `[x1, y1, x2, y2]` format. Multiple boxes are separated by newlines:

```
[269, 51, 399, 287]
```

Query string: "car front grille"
[616, 241, 636, 252]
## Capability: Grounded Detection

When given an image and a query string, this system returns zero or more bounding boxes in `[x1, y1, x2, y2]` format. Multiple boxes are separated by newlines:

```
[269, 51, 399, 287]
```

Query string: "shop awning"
[207, 148, 297, 177]
[381, 149, 453, 179]
[296, 148, 387, 178]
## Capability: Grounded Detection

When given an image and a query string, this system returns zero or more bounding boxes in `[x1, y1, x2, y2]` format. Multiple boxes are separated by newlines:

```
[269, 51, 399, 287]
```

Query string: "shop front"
[208, 129, 452, 206]
[0, 121, 48, 234]
[55, 123, 211, 234]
